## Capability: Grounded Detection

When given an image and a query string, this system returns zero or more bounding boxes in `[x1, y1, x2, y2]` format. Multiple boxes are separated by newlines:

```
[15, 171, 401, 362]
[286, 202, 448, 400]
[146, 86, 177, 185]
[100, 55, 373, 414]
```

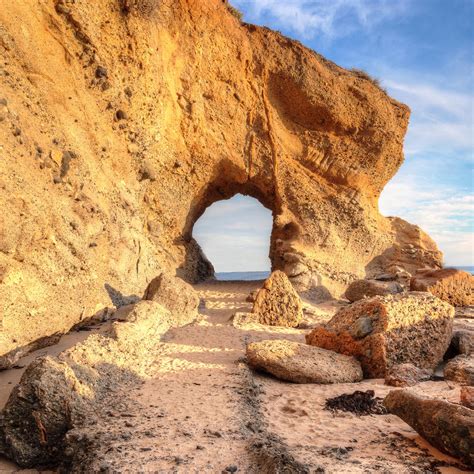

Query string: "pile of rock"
[0, 273, 199, 468]
[306, 292, 454, 377]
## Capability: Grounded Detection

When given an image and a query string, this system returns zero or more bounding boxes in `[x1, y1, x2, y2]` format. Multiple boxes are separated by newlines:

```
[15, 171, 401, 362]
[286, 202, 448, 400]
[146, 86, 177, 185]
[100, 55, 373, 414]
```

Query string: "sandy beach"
[0, 280, 470, 473]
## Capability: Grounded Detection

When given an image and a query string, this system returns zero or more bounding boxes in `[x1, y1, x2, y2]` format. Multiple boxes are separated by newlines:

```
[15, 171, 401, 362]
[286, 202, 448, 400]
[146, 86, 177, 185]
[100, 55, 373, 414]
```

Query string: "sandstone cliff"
[0, 0, 442, 362]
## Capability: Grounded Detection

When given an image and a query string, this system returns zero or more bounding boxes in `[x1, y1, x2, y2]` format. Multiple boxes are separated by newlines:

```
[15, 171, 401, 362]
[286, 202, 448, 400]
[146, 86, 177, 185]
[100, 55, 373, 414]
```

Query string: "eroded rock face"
[252, 271, 303, 327]
[246, 339, 363, 383]
[384, 390, 474, 467]
[384, 363, 432, 387]
[0, 0, 442, 360]
[344, 279, 403, 302]
[143, 273, 199, 326]
[410, 269, 474, 307]
[306, 293, 454, 377]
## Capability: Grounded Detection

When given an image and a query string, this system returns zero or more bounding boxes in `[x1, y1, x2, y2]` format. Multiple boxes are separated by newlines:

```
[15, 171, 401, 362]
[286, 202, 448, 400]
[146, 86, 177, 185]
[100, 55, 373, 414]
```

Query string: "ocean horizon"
[216, 266, 474, 281]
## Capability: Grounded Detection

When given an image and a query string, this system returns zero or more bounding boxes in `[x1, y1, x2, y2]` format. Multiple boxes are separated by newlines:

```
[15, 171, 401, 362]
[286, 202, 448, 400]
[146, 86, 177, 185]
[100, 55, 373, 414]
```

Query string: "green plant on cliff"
[350, 68, 384, 91]
[226, 3, 243, 22]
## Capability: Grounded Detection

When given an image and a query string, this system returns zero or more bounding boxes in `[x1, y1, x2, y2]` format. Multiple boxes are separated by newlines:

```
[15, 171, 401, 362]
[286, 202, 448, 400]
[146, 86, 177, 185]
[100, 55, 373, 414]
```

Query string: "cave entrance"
[193, 194, 273, 281]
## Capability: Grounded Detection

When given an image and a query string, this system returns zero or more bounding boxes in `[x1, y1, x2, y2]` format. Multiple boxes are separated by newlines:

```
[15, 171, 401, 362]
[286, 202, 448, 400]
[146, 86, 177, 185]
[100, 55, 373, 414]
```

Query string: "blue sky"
[194, 0, 473, 271]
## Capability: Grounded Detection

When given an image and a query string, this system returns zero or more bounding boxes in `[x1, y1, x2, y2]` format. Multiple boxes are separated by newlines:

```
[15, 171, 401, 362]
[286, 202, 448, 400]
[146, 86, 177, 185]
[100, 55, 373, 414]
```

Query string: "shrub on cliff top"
[226, 3, 243, 21]
[350, 68, 384, 90]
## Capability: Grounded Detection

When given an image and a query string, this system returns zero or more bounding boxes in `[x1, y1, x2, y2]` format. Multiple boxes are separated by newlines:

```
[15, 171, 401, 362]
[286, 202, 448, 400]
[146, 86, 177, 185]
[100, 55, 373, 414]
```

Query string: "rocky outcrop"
[246, 339, 363, 383]
[444, 355, 474, 385]
[0, 0, 442, 361]
[384, 390, 474, 467]
[143, 273, 199, 326]
[306, 293, 454, 377]
[0, 300, 176, 468]
[252, 271, 303, 328]
[410, 269, 474, 307]
[384, 363, 432, 387]
[344, 279, 402, 302]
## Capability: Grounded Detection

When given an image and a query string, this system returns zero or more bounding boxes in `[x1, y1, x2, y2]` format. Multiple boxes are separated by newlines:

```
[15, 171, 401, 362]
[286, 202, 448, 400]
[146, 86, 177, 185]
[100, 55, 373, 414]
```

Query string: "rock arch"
[0, 0, 442, 363]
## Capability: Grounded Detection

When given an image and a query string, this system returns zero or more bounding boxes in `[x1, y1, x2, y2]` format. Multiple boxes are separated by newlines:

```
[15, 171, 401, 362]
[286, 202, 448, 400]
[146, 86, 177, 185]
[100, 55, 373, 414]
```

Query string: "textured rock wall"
[0, 0, 442, 360]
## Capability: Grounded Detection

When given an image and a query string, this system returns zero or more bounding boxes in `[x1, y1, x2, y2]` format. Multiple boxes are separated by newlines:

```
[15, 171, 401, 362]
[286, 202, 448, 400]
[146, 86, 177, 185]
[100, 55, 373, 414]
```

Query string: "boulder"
[444, 355, 474, 385]
[246, 339, 363, 384]
[461, 386, 474, 409]
[306, 292, 455, 377]
[410, 268, 474, 307]
[385, 363, 432, 387]
[251, 271, 303, 328]
[448, 324, 474, 356]
[344, 279, 403, 302]
[0, 356, 92, 468]
[143, 273, 199, 326]
[111, 301, 174, 349]
[384, 389, 474, 467]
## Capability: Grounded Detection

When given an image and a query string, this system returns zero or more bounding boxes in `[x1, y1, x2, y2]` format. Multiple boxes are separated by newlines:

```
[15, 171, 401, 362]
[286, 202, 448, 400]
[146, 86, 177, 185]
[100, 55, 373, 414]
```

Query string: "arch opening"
[192, 194, 273, 281]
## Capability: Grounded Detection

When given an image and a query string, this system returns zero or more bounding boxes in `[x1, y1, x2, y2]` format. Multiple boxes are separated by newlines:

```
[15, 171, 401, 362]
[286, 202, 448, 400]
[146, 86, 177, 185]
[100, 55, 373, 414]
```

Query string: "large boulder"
[0, 357, 91, 468]
[306, 292, 455, 377]
[344, 279, 402, 302]
[410, 268, 474, 307]
[246, 339, 363, 383]
[444, 355, 474, 385]
[384, 389, 474, 467]
[252, 271, 303, 328]
[143, 273, 199, 326]
[384, 363, 432, 387]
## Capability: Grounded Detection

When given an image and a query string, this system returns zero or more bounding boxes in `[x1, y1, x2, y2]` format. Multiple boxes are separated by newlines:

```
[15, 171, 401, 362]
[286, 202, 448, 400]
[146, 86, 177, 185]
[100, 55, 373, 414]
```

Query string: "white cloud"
[193, 195, 273, 272]
[384, 78, 474, 157]
[232, 0, 410, 39]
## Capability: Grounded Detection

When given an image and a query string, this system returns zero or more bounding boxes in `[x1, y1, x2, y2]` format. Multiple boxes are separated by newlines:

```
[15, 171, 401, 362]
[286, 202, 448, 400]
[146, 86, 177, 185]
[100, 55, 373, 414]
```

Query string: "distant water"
[215, 271, 270, 281]
[216, 267, 474, 281]
[454, 266, 474, 275]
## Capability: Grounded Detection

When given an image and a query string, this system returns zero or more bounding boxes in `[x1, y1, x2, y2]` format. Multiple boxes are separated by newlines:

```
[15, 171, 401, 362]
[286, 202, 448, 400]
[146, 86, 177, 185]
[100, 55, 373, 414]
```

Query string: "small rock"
[444, 355, 474, 385]
[246, 290, 258, 303]
[115, 109, 128, 120]
[124, 86, 133, 97]
[12, 127, 21, 137]
[95, 66, 108, 78]
[385, 363, 433, 387]
[344, 279, 402, 302]
[224, 466, 238, 473]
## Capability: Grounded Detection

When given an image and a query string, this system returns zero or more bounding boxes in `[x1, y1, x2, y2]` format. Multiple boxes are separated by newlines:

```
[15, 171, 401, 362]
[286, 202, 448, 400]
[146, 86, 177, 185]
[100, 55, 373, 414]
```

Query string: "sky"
[193, 0, 473, 272]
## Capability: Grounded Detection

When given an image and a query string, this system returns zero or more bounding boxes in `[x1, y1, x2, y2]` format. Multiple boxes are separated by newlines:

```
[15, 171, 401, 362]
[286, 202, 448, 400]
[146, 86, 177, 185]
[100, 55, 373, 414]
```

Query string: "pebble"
[224, 466, 238, 473]
[96, 66, 108, 78]
[115, 109, 128, 120]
